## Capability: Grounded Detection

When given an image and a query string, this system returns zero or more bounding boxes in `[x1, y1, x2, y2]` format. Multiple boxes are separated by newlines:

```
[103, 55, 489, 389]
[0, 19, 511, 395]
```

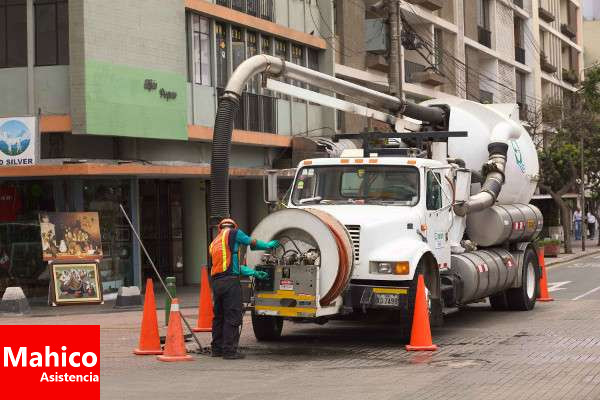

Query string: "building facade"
[334, 0, 584, 132]
[0, 0, 335, 299]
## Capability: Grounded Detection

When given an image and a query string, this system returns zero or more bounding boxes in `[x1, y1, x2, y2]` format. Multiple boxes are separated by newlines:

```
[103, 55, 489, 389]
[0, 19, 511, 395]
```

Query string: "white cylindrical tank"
[421, 99, 539, 205]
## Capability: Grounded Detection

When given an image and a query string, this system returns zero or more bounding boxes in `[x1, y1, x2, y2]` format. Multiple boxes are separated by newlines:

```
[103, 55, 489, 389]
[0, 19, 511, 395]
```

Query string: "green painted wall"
[84, 60, 187, 140]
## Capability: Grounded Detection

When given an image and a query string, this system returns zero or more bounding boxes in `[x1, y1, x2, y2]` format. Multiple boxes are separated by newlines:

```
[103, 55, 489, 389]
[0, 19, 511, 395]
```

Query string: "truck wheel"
[506, 248, 538, 311]
[251, 312, 283, 341]
[489, 292, 508, 310]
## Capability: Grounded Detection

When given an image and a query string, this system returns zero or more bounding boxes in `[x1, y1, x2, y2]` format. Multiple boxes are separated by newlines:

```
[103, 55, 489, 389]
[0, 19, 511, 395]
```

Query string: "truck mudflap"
[344, 283, 410, 311]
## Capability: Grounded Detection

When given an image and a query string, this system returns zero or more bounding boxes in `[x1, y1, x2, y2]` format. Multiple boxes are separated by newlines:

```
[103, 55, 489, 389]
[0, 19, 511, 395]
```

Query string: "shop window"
[0, 0, 27, 68]
[83, 180, 134, 292]
[34, 0, 69, 66]
[190, 13, 211, 86]
[216, 23, 228, 88]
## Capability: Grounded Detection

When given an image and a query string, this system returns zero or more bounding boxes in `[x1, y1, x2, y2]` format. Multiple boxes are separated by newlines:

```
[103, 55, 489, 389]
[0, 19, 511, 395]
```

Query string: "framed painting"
[50, 262, 103, 305]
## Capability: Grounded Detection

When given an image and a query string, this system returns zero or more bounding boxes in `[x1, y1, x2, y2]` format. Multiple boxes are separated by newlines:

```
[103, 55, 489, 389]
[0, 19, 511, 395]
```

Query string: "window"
[190, 14, 211, 85]
[216, 23, 228, 88]
[275, 40, 288, 99]
[231, 27, 244, 71]
[477, 0, 489, 28]
[426, 171, 443, 210]
[291, 45, 304, 93]
[247, 32, 259, 93]
[291, 166, 420, 206]
[261, 35, 271, 55]
[308, 48, 319, 93]
[34, 0, 69, 66]
[0, 0, 27, 68]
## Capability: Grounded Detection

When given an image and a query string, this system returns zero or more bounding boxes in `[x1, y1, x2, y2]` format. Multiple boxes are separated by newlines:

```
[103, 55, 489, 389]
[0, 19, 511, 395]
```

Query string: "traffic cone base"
[157, 299, 194, 362]
[194, 266, 214, 333]
[405, 274, 437, 352]
[133, 279, 163, 356]
[536, 248, 554, 302]
[406, 344, 438, 351]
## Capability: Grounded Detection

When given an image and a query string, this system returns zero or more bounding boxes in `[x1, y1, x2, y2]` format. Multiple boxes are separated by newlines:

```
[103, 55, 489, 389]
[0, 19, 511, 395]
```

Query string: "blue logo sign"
[0, 120, 31, 157]
[511, 140, 526, 173]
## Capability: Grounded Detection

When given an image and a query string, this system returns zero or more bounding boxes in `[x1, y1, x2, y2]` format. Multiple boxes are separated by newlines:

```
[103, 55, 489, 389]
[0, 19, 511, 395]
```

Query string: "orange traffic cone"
[537, 248, 554, 302]
[157, 298, 193, 362]
[134, 279, 163, 355]
[193, 266, 213, 332]
[406, 274, 438, 351]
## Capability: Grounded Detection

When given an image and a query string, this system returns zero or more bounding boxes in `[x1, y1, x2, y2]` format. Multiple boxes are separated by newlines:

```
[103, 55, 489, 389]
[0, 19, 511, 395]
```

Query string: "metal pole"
[388, 0, 401, 97]
[119, 204, 207, 353]
[581, 137, 586, 251]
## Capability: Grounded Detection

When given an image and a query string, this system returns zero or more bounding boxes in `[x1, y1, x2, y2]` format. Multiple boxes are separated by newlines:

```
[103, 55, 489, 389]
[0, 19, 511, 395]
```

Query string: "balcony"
[366, 53, 389, 72]
[216, 0, 273, 21]
[478, 26, 492, 48]
[562, 68, 579, 85]
[404, 0, 444, 11]
[513, 0, 523, 8]
[540, 53, 557, 74]
[538, 6, 555, 23]
[515, 46, 525, 64]
[561, 24, 577, 40]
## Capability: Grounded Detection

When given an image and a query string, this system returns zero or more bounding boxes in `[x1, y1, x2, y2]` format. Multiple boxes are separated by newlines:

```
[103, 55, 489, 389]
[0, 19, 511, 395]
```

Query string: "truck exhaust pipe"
[210, 55, 446, 221]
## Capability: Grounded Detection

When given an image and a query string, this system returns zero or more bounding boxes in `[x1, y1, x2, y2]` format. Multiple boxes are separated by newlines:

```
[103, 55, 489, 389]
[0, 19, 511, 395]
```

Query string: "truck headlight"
[377, 262, 392, 274]
[370, 261, 410, 275]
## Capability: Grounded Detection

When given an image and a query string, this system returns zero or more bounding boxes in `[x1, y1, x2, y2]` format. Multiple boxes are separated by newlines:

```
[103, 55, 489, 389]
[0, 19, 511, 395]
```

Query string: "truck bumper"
[344, 283, 410, 311]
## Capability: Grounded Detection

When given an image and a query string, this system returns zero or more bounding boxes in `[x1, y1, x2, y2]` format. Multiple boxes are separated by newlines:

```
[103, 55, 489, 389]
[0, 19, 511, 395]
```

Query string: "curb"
[545, 249, 600, 269]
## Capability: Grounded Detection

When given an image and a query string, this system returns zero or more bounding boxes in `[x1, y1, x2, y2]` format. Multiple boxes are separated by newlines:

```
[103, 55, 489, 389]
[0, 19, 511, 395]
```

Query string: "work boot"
[211, 349, 223, 358]
[223, 352, 245, 360]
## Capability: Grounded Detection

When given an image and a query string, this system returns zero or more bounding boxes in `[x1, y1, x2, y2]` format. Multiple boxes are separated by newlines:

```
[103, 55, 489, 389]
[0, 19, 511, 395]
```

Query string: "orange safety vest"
[209, 228, 237, 276]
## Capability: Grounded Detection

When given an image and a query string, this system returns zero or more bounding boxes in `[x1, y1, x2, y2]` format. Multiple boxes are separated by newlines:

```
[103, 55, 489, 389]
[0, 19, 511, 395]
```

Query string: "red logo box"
[1, 325, 100, 399]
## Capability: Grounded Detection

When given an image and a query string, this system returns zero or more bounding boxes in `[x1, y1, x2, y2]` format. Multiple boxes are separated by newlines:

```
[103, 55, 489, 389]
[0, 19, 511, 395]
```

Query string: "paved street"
[3, 253, 600, 400]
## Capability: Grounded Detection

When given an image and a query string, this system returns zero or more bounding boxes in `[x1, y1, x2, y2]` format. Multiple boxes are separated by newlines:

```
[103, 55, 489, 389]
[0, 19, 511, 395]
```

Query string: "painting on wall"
[39, 212, 103, 261]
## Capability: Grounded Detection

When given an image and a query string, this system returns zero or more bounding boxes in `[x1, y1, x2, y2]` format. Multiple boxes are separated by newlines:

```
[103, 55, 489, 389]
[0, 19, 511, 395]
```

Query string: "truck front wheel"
[505, 248, 538, 311]
[252, 312, 283, 341]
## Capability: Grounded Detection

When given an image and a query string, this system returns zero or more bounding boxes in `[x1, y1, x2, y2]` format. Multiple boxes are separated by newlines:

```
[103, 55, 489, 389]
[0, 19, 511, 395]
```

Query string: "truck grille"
[345, 225, 361, 266]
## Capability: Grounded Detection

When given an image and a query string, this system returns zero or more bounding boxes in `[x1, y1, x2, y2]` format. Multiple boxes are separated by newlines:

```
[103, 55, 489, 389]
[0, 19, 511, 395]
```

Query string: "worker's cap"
[218, 218, 238, 229]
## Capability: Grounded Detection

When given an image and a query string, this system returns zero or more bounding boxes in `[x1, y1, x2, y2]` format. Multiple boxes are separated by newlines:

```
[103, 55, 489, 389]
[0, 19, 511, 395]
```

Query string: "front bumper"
[344, 282, 410, 310]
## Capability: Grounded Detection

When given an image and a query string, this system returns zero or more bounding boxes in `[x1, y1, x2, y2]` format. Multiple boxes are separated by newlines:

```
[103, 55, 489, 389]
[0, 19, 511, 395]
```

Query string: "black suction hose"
[210, 95, 240, 225]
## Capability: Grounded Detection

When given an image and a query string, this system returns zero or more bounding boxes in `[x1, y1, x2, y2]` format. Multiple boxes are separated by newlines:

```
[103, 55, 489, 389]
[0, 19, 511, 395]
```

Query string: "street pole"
[581, 136, 586, 251]
[388, 0, 402, 98]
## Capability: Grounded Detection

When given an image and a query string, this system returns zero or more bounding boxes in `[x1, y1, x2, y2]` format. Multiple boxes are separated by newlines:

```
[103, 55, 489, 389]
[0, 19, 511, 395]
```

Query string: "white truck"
[209, 55, 542, 341]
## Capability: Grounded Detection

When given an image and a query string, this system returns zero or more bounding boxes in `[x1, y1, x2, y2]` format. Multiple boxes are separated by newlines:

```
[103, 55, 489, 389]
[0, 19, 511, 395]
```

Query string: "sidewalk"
[545, 239, 600, 267]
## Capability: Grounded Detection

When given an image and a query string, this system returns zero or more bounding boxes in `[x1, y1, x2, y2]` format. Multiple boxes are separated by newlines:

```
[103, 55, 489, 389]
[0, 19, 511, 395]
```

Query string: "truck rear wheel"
[506, 248, 538, 311]
[252, 312, 283, 341]
[489, 292, 508, 310]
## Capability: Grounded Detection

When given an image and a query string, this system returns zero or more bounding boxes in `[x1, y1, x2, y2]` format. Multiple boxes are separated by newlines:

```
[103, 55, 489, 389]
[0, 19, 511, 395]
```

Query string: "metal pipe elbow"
[224, 55, 284, 97]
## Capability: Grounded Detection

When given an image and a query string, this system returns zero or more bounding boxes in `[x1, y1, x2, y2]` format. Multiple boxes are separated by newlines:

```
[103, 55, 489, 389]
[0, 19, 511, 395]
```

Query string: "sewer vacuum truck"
[209, 55, 542, 341]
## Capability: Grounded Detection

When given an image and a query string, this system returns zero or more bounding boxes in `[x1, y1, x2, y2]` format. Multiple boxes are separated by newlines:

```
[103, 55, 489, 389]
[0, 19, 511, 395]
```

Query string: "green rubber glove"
[254, 270, 269, 280]
[267, 240, 280, 249]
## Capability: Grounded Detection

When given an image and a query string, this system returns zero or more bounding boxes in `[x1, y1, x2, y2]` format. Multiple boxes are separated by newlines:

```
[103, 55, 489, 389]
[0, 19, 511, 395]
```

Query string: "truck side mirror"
[264, 170, 279, 203]
[454, 169, 471, 203]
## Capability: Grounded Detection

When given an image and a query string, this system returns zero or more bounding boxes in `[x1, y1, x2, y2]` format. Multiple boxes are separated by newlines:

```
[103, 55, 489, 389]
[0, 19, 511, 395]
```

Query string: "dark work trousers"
[211, 275, 242, 355]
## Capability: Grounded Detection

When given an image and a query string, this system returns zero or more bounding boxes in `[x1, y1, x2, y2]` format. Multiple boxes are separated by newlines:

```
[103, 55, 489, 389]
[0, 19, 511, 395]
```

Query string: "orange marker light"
[303, 160, 313, 165]
[368, 159, 378, 164]
[407, 159, 417, 165]
[355, 159, 364, 164]
[394, 262, 410, 275]
[341, 159, 350, 164]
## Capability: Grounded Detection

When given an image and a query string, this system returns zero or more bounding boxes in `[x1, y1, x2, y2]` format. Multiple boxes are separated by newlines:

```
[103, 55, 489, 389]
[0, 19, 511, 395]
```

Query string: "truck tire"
[252, 312, 283, 341]
[505, 248, 538, 311]
[489, 292, 508, 310]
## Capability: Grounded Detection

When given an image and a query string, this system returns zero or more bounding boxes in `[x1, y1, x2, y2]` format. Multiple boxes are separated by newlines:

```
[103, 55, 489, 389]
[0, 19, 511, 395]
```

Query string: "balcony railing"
[540, 53, 557, 74]
[513, 0, 523, 8]
[561, 23, 577, 40]
[216, 0, 273, 21]
[515, 46, 525, 64]
[478, 26, 492, 48]
[538, 6, 555, 23]
[562, 68, 579, 85]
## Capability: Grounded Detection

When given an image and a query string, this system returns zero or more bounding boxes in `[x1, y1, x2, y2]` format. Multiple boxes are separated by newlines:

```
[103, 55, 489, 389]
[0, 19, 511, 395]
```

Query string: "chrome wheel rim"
[526, 261, 535, 299]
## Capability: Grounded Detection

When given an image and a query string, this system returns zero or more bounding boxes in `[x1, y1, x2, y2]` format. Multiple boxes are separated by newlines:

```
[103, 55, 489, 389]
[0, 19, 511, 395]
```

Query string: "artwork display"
[39, 212, 103, 261]
[50, 262, 103, 304]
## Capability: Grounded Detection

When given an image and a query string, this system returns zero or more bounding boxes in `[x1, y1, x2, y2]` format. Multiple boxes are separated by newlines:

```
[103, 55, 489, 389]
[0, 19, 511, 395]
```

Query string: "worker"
[209, 218, 279, 360]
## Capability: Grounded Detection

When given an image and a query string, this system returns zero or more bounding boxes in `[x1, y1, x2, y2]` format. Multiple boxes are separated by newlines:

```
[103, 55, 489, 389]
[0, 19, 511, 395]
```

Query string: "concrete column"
[26, 0, 34, 115]
[182, 179, 208, 285]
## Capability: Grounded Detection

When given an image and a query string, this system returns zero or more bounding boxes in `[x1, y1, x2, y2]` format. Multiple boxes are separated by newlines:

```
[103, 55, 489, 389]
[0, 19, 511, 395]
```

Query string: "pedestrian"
[208, 218, 279, 360]
[587, 211, 597, 239]
[573, 207, 583, 241]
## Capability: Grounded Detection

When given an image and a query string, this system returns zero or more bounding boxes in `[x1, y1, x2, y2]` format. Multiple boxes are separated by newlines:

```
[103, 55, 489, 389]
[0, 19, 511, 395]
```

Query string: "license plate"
[374, 293, 399, 307]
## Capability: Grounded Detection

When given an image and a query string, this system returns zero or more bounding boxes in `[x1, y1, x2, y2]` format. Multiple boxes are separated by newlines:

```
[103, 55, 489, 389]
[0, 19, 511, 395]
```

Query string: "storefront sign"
[0, 117, 37, 167]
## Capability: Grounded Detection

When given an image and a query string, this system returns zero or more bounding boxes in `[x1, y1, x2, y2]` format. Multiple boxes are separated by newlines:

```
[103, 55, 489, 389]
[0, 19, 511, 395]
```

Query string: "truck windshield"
[291, 165, 420, 206]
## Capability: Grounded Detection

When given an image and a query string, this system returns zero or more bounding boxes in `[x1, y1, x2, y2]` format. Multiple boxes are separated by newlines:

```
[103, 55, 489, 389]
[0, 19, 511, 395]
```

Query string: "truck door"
[424, 169, 452, 268]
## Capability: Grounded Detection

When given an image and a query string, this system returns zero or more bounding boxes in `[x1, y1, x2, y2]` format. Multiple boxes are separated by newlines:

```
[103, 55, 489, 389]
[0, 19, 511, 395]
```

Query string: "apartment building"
[334, 0, 584, 132]
[0, 0, 335, 299]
